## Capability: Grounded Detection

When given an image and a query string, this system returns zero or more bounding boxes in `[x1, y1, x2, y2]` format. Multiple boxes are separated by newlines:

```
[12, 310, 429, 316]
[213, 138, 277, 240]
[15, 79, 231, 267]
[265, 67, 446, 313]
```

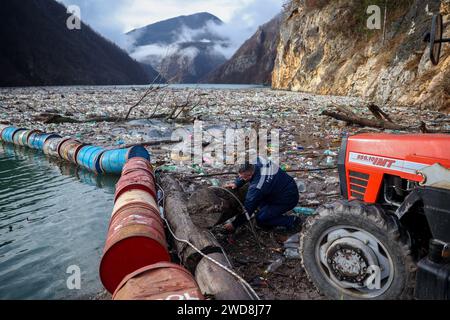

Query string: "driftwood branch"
[367, 103, 393, 122]
[321, 109, 410, 131]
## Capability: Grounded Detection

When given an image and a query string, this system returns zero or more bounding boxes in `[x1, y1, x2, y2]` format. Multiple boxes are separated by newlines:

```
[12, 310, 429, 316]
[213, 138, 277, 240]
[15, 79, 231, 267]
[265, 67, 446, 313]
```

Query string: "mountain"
[205, 14, 282, 85]
[0, 0, 158, 87]
[272, 0, 450, 111]
[126, 12, 228, 83]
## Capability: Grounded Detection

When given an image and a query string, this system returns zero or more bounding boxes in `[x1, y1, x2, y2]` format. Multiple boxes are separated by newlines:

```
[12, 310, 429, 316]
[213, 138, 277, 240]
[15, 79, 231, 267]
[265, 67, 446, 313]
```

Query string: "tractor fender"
[395, 189, 422, 220]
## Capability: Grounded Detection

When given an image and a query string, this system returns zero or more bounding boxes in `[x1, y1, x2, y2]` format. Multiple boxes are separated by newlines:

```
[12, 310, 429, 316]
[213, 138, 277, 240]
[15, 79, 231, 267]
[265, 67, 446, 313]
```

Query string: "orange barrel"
[43, 137, 64, 157]
[113, 263, 204, 300]
[14, 129, 41, 146]
[122, 157, 155, 178]
[112, 189, 159, 218]
[99, 206, 170, 294]
[114, 170, 157, 202]
[58, 139, 85, 164]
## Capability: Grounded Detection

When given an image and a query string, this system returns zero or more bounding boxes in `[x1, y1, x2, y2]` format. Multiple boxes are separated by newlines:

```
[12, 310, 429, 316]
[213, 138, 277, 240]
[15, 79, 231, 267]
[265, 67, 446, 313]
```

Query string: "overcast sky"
[59, 0, 286, 48]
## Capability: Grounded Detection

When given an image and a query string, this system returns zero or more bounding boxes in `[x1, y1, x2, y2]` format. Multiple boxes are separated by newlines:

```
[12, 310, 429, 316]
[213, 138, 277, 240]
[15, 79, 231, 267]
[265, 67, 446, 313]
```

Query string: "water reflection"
[0, 143, 117, 300]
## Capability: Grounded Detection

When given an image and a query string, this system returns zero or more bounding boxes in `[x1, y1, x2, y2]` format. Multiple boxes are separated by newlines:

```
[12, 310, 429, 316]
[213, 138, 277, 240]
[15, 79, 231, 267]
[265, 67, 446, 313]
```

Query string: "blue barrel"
[100, 146, 150, 174]
[1, 127, 26, 143]
[76, 145, 106, 173]
[28, 133, 61, 150]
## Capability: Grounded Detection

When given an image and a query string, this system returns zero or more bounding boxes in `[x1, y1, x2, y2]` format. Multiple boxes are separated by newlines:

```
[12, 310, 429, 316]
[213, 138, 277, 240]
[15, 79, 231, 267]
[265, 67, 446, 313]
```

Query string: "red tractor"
[300, 14, 450, 300]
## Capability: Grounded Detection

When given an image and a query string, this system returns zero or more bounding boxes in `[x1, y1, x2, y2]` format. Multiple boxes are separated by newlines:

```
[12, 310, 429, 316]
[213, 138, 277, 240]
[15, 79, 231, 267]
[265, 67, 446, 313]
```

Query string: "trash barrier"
[0, 125, 149, 175]
[58, 139, 84, 164]
[100, 146, 150, 175]
[113, 263, 204, 300]
[100, 157, 204, 300]
[76, 145, 106, 174]
[100, 157, 170, 294]
[0, 127, 26, 144]
[28, 133, 61, 150]
[14, 129, 41, 146]
[43, 137, 64, 158]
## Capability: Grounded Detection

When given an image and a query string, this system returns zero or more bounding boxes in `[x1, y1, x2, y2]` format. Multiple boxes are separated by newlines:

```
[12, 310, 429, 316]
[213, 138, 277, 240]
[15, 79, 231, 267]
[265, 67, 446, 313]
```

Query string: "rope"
[208, 186, 263, 249]
[156, 182, 260, 301]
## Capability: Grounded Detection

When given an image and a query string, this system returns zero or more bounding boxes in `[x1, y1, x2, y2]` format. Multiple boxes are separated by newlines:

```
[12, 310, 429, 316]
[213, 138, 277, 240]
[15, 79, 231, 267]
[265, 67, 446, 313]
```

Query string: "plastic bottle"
[264, 258, 284, 275]
[296, 180, 307, 193]
[293, 207, 316, 216]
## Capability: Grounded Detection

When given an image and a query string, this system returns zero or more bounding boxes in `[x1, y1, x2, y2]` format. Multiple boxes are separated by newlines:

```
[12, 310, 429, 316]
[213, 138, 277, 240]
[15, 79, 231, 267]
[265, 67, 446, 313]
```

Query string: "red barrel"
[122, 157, 155, 178]
[99, 205, 170, 294]
[113, 263, 204, 300]
[114, 170, 157, 202]
[113, 189, 159, 218]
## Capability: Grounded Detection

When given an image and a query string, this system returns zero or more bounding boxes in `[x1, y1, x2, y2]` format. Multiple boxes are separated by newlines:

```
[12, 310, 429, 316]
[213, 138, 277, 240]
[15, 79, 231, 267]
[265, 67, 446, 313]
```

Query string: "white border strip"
[349, 152, 429, 175]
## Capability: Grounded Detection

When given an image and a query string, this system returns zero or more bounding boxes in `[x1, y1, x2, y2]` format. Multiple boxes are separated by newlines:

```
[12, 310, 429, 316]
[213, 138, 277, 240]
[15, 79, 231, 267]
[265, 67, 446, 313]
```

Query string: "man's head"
[238, 162, 255, 182]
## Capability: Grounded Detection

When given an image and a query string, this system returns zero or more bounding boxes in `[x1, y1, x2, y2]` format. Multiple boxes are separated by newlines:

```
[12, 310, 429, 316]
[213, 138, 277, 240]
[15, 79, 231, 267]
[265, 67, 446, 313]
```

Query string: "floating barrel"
[1, 127, 26, 143]
[122, 157, 155, 177]
[100, 146, 150, 175]
[14, 129, 42, 146]
[110, 202, 164, 231]
[28, 133, 61, 150]
[113, 189, 159, 218]
[99, 205, 170, 294]
[115, 170, 157, 201]
[43, 137, 64, 158]
[76, 145, 106, 173]
[58, 138, 84, 164]
[0, 125, 8, 140]
[113, 263, 204, 300]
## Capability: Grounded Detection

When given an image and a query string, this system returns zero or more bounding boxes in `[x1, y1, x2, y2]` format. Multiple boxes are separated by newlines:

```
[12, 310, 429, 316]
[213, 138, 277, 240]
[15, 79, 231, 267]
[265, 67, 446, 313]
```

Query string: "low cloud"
[59, 0, 284, 65]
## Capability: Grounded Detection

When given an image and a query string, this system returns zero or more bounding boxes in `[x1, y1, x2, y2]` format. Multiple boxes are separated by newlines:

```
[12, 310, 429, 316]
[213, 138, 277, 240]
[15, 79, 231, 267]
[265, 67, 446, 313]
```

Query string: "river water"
[0, 143, 118, 300]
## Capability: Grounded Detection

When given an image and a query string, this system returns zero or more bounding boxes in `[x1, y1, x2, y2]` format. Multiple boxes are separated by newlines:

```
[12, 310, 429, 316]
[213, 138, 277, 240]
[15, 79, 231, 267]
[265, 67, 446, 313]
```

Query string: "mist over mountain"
[205, 14, 282, 85]
[126, 12, 229, 83]
[0, 0, 157, 87]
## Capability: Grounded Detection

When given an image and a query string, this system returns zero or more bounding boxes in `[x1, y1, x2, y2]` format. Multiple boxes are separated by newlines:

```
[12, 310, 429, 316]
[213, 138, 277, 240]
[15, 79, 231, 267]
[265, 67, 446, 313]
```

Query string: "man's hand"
[224, 182, 237, 190]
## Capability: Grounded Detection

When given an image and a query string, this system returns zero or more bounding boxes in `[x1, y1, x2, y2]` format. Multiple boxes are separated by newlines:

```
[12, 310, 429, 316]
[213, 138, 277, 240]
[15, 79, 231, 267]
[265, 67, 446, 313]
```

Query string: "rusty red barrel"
[112, 189, 159, 218]
[99, 206, 170, 294]
[113, 263, 204, 300]
[58, 139, 84, 164]
[122, 157, 155, 178]
[114, 170, 157, 202]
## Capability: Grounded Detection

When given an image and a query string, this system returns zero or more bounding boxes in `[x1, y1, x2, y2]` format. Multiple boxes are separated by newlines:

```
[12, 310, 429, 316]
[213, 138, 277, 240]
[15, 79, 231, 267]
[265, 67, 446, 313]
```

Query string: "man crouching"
[224, 157, 300, 233]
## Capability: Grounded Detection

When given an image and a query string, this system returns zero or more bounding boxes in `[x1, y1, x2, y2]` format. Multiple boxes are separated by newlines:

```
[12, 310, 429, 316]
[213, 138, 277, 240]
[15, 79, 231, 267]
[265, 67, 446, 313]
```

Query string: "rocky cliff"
[272, 0, 450, 111]
[206, 14, 282, 85]
[0, 0, 155, 86]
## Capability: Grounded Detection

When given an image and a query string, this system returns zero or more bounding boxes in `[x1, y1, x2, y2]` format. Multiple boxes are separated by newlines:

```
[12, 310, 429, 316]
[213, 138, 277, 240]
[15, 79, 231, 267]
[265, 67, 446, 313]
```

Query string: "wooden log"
[160, 175, 253, 300]
[187, 187, 243, 229]
[321, 110, 411, 131]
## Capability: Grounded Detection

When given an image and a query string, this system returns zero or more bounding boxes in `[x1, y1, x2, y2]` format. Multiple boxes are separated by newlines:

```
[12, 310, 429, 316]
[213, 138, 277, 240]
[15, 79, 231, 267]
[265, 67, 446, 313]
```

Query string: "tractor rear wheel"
[300, 200, 416, 300]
